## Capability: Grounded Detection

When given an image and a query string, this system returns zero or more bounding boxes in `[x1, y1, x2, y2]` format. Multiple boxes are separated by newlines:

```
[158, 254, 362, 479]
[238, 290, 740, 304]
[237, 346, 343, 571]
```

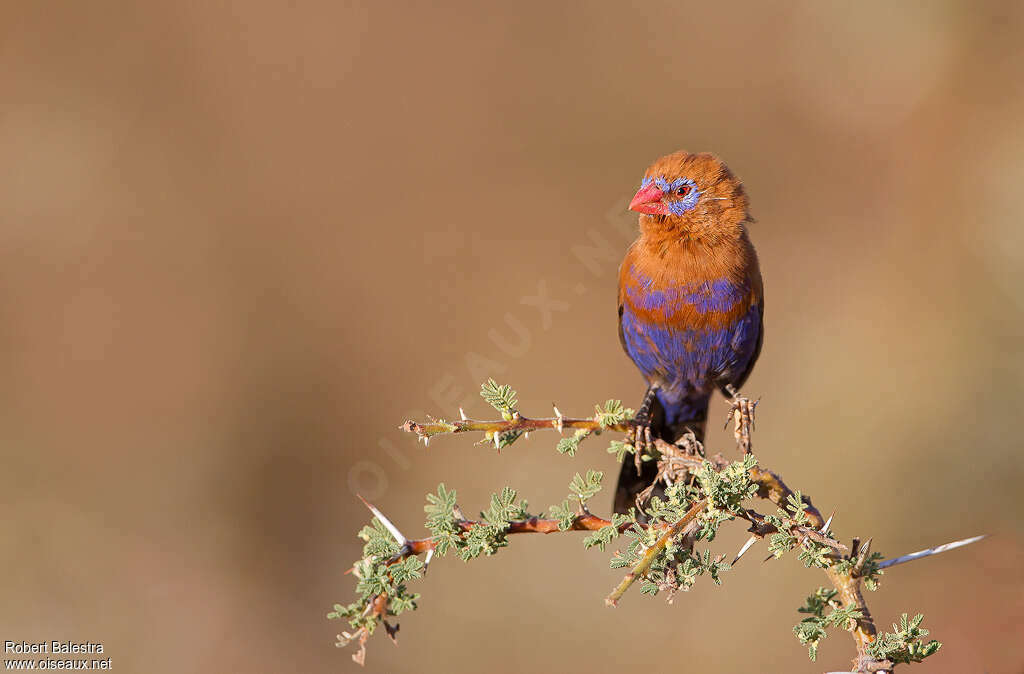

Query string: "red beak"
[629, 183, 667, 215]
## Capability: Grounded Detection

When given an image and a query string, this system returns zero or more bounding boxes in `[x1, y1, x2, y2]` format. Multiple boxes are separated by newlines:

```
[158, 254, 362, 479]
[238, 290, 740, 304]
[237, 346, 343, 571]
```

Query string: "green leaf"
[480, 379, 518, 415]
[358, 519, 402, 559]
[548, 500, 576, 531]
[768, 531, 797, 558]
[556, 435, 581, 456]
[797, 541, 832, 569]
[797, 587, 838, 618]
[607, 440, 633, 463]
[424, 483, 462, 556]
[639, 579, 660, 596]
[390, 589, 420, 615]
[568, 470, 604, 502]
[824, 604, 863, 631]
[556, 429, 591, 456]
[595, 399, 633, 428]
[695, 454, 758, 515]
[785, 492, 811, 525]
[390, 557, 425, 583]
[866, 613, 942, 664]
[793, 616, 827, 662]
[583, 513, 629, 551]
[481, 486, 529, 526]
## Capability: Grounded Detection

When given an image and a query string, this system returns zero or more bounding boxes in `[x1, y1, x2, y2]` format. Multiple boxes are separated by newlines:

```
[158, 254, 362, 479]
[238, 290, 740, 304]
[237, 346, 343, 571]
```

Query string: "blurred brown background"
[1, 1, 1023, 672]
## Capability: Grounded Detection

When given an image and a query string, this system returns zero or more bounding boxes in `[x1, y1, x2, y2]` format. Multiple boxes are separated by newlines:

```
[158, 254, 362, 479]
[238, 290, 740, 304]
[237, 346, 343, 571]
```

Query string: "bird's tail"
[612, 397, 708, 515]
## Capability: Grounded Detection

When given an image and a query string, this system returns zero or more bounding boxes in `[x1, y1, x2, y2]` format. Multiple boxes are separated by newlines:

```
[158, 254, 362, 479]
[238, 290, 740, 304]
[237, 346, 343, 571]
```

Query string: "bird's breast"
[622, 269, 754, 330]
[619, 240, 760, 331]
[617, 236, 762, 400]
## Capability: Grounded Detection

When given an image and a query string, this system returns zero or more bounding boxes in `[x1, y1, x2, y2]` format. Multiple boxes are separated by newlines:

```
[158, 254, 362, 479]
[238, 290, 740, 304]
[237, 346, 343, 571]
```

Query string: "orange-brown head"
[629, 151, 751, 241]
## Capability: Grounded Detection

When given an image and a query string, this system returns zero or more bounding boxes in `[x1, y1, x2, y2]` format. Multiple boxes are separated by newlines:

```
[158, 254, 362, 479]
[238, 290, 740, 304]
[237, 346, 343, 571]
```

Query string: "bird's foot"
[629, 387, 659, 475]
[630, 420, 654, 476]
[724, 387, 758, 454]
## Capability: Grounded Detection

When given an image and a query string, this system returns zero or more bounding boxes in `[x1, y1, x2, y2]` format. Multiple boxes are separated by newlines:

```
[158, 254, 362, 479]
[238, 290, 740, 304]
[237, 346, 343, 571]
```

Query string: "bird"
[613, 151, 763, 514]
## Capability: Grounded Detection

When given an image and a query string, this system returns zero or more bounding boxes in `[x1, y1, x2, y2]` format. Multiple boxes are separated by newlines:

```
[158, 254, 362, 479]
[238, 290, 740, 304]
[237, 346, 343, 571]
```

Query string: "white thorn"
[459, 407, 467, 421]
[732, 534, 758, 566]
[423, 548, 435, 574]
[493, 432, 501, 449]
[358, 495, 408, 546]
[820, 511, 835, 534]
[523, 431, 530, 439]
[552, 405, 564, 433]
[877, 534, 986, 570]
[421, 435, 430, 447]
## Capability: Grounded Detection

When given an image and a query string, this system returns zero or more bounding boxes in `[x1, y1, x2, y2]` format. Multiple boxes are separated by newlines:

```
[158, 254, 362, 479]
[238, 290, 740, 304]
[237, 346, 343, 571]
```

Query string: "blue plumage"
[619, 272, 761, 426]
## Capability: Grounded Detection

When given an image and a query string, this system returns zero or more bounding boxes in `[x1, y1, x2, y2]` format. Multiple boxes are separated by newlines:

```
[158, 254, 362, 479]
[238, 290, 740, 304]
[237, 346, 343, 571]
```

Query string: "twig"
[379, 513, 657, 561]
[401, 415, 633, 442]
[737, 460, 881, 668]
[604, 498, 708, 607]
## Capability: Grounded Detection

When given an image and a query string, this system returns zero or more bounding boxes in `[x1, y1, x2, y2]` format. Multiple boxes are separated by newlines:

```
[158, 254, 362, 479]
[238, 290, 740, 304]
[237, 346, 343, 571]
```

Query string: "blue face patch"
[641, 175, 701, 215]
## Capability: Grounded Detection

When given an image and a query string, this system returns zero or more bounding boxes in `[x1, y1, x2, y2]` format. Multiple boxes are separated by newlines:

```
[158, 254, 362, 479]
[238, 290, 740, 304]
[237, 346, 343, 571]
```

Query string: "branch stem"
[401, 416, 632, 440]
[396, 514, 651, 558]
[604, 498, 708, 607]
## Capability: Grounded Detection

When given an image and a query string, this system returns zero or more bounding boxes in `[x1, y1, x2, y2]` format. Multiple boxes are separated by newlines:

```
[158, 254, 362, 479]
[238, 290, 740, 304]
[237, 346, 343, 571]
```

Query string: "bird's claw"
[724, 391, 758, 454]
[631, 421, 653, 475]
[628, 385, 659, 475]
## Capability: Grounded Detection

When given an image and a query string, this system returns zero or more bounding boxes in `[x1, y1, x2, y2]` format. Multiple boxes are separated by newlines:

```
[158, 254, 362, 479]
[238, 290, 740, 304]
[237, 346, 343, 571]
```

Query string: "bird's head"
[629, 151, 751, 239]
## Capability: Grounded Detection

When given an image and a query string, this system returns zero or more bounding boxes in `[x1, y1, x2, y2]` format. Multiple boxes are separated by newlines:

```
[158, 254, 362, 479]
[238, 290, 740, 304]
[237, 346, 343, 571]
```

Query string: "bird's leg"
[631, 385, 658, 475]
[723, 385, 758, 455]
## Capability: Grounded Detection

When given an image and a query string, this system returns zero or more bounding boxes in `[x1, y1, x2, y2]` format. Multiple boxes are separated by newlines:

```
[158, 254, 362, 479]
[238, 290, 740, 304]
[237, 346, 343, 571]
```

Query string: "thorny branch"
[401, 413, 630, 446]
[335, 389, 983, 672]
[604, 497, 708, 606]
[398, 511, 639, 556]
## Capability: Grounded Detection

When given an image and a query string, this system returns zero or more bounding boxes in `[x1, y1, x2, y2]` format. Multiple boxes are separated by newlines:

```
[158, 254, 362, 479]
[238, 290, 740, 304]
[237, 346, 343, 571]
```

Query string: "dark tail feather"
[612, 398, 709, 515]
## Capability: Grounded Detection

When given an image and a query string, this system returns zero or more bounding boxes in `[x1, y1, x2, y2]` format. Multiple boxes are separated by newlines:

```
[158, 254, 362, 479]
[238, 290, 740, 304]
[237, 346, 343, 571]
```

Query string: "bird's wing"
[721, 295, 763, 395]
[616, 243, 636, 358]
[617, 300, 627, 354]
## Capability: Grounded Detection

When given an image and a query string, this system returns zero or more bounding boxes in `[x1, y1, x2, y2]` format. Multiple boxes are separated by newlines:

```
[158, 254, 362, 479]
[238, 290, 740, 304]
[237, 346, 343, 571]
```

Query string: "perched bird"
[614, 151, 763, 514]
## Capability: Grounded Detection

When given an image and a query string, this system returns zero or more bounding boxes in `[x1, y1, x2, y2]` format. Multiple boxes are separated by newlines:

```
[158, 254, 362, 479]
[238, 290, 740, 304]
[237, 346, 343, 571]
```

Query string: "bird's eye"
[676, 185, 692, 197]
